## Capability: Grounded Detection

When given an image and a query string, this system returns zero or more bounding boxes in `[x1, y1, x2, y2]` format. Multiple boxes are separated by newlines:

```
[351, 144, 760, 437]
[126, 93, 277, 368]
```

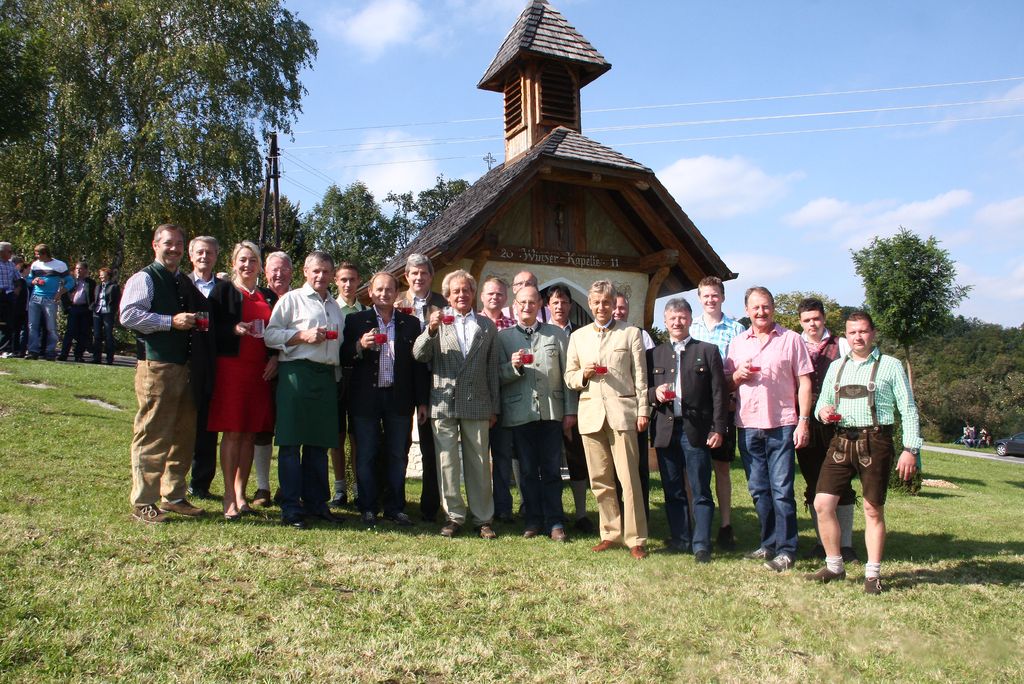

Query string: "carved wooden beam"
[645, 265, 671, 329]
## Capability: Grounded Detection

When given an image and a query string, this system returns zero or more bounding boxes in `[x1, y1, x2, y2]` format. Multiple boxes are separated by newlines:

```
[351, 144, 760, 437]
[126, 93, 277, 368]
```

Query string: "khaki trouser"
[433, 417, 493, 526]
[130, 361, 197, 507]
[582, 422, 648, 548]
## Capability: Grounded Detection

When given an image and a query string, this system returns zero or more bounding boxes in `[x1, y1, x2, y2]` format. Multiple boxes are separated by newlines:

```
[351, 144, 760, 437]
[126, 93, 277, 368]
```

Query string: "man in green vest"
[120, 223, 206, 523]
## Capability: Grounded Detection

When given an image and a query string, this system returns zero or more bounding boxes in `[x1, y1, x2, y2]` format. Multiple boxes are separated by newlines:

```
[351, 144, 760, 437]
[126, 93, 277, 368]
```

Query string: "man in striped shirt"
[806, 311, 921, 594]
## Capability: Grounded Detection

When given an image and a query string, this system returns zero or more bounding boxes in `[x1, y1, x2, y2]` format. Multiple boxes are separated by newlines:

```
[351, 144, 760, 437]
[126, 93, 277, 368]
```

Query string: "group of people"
[0, 241, 121, 364]
[105, 221, 921, 595]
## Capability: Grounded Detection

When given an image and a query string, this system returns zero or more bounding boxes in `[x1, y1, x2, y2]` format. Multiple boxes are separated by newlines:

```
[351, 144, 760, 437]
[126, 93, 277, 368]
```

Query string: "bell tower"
[477, 0, 611, 162]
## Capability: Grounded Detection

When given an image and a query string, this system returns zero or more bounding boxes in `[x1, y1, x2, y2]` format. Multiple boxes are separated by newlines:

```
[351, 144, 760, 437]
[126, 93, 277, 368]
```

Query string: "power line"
[278, 97, 1024, 155]
[608, 113, 1024, 147]
[588, 97, 1024, 133]
[289, 75, 1024, 136]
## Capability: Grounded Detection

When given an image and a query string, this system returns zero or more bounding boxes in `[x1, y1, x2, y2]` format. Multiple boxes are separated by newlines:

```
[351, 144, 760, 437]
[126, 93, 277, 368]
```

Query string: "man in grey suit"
[413, 269, 501, 539]
[497, 286, 577, 542]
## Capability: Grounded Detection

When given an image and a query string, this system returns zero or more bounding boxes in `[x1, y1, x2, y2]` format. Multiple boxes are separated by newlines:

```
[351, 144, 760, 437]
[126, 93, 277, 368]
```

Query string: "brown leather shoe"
[159, 499, 204, 517]
[132, 504, 168, 524]
[630, 545, 648, 560]
[591, 539, 617, 552]
[550, 527, 568, 543]
[478, 524, 497, 540]
[440, 520, 461, 538]
[251, 489, 272, 507]
[522, 527, 540, 539]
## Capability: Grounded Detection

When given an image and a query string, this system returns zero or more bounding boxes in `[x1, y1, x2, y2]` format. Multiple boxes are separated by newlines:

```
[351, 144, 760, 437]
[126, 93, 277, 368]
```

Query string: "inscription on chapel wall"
[495, 246, 622, 269]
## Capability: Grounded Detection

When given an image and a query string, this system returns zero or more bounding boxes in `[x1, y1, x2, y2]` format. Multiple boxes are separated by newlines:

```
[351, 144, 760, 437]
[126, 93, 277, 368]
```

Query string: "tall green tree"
[0, 0, 315, 276]
[774, 291, 851, 334]
[0, 4, 46, 143]
[305, 182, 399, 275]
[385, 174, 470, 250]
[851, 227, 970, 387]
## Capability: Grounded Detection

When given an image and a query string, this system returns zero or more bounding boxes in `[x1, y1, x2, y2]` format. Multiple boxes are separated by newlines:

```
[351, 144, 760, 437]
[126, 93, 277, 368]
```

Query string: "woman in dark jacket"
[207, 241, 279, 519]
[92, 268, 121, 364]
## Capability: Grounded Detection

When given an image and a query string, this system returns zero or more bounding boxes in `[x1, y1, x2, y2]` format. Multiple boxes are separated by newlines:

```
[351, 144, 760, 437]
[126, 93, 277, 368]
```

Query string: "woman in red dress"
[208, 241, 279, 519]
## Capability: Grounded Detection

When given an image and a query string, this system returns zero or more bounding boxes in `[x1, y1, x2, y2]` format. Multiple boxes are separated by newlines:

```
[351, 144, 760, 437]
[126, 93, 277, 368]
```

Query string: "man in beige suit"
[413, 269, 501, 539]
[565, 280, 650, 559]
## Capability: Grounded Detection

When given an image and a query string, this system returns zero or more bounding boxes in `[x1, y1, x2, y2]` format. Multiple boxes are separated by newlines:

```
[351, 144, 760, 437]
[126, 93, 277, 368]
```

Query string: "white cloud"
[330, 129, 443, 200]
[953, 260, 1024, 326]
[975, 196, 1024, 228]
[324, 0, 426, 60]
[658, 155, 801, 220]
[784, 189, 973, 249]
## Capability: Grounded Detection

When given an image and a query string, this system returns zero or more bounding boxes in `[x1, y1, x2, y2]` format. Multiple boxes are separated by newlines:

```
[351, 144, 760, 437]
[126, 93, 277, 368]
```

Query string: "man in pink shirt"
[725, 286, 813, 572]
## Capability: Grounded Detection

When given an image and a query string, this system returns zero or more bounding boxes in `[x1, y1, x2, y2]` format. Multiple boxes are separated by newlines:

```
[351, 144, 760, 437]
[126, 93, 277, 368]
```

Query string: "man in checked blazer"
[565, 280, 650, 559]
[648, 297, 728, 562]
[413, 269, 501, 539]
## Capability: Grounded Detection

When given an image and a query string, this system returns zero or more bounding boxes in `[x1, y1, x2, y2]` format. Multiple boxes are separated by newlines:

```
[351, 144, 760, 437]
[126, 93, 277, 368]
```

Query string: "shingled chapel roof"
[385, 127, 651, 271]
[477, 0, 611, 92]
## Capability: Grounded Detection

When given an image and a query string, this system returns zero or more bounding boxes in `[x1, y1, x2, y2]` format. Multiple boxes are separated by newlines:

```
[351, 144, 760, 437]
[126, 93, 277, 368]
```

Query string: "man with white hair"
[186, 236, 221, 500]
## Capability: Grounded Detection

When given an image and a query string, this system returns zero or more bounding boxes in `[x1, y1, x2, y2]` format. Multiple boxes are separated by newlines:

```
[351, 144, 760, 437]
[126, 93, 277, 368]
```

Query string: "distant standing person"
[119, 224, 206, 523]
[725, 286, 813, 573]
[806, 311, 921, 594]
[689, 275, 747, 551]
[479, 275, 517, 523]
[264, 251, 345, 529]
[58, 261, 96, 362]
[26, 244, 75, 361]
[0, 241, 18, 356]
[91, 268, 121, 364]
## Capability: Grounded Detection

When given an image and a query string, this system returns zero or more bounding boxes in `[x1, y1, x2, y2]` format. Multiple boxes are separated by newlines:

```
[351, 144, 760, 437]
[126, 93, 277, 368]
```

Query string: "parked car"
[994, 433, 1024, 457]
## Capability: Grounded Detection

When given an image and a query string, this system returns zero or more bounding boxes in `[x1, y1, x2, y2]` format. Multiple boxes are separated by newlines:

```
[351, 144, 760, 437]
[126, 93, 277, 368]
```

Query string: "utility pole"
[258, 132, 281, 250]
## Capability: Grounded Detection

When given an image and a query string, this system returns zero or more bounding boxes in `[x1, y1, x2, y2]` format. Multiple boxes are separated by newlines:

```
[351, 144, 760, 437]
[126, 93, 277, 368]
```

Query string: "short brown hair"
[697, 276, 724, 296]
[154, 223, 186, 242]
[744, 286, 774, 307]
[846, 310, 875, 329]
[336, 262, 359, 276]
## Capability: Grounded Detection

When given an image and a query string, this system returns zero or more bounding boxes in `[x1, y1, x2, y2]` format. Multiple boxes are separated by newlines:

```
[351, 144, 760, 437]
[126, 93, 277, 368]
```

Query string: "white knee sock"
[253, 444, 272, 491]
[865, 561, 881, 579]
[826, 554, 845, 574]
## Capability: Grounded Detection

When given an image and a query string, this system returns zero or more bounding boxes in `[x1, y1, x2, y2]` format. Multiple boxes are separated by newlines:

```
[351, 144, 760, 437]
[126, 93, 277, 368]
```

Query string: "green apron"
[275, 359, 340, 448]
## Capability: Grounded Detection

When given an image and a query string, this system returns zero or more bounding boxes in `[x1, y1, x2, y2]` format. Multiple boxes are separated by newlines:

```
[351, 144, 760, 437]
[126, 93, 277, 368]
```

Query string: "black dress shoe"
[283, 518, 307, 529]
[306, 509, 344, 525]
[664, 540, 689, 554]
[694, 550, 712, 564]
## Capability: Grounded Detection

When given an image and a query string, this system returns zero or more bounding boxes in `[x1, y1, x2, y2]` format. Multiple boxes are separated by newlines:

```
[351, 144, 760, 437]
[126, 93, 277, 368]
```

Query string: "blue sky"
[280, 0, 1024, 327]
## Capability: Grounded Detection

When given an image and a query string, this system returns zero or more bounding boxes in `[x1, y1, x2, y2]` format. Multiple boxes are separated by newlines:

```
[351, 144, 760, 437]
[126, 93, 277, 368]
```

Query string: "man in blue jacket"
[26, 244, 75, 361]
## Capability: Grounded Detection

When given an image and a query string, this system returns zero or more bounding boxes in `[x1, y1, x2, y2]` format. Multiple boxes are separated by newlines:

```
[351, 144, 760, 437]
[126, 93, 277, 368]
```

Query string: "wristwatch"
[908, 447, 920, 456]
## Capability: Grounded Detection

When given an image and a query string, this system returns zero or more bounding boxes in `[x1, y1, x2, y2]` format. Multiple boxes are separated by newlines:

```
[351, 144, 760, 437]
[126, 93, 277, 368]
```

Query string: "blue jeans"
[490, 424, 516, 518]
[277, 444, 329, 522]
[28, 295, 58, 357]
[512, 420, 565, 531]
[656, 423, 715, 553]
[739, 425, 798, 558]
[351, 388, 411, 516]
[93, 311, 117, 363]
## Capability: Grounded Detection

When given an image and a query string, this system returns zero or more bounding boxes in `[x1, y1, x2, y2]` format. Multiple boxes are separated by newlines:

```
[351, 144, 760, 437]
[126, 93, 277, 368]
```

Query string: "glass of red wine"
[325, 324, 339, 340]
[520, 349, 534, 365]
[194, 311, 209, 332]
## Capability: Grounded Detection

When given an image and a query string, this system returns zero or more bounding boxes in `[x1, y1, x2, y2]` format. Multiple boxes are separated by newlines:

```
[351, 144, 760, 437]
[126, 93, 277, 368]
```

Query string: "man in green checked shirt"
[805, 311, 921, 594]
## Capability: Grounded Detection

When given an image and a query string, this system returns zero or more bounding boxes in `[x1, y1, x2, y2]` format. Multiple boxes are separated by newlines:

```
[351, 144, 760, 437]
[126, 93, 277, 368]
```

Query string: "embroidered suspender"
[833, 354, 882, 427]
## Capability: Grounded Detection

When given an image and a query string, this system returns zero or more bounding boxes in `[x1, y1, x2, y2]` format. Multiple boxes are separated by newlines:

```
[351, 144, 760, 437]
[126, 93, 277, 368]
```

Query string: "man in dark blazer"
[395, 253, 448, 522]
[58, 261, 96, 362]
[342, 271, 429, 527]
[647, 297, 728, 562]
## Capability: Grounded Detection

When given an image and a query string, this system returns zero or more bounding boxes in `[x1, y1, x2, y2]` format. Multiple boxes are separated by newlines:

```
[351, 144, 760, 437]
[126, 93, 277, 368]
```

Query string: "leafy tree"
[774, 291, 851, 334]
[851, 227, 970, 387]
[385, 174, 470, 250]
[0, 0, 316, 278]
[0, 6, 46, 143]
[305, 182, 399, 275]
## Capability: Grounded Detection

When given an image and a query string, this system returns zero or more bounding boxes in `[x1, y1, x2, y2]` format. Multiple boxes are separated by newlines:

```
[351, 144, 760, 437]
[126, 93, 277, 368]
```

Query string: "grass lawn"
[2, 358, 1023, 682]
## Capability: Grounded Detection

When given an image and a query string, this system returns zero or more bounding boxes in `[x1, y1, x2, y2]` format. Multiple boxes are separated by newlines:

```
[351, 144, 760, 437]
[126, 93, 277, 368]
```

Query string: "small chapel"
[385, 0, 735, 327]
